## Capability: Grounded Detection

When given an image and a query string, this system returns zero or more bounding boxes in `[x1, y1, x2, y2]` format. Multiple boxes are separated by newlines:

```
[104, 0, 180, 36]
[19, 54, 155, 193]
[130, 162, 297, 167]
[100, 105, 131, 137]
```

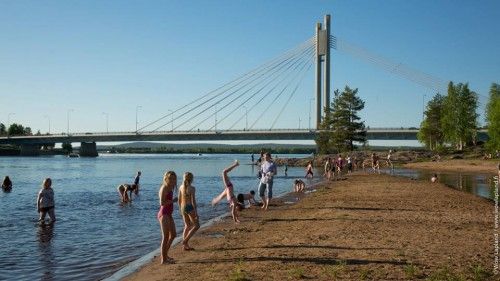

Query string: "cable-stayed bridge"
[0, 15, 484, 156]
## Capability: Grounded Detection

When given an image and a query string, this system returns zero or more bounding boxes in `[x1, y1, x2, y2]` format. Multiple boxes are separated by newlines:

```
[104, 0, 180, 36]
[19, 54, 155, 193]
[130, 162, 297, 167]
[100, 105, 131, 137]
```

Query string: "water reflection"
[387, 168, 496, 200]
[37, 223, 55, 281]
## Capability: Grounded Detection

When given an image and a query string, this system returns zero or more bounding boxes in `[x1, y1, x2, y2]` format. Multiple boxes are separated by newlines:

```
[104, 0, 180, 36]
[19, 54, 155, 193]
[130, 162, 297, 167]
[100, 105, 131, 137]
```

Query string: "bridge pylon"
[315, 14, 331, 129]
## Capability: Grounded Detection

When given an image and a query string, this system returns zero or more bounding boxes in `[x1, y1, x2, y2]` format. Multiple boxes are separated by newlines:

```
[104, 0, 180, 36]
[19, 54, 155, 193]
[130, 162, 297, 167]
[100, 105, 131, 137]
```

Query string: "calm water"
[382, 168, 496, 200]
[0, 153, 320, 281]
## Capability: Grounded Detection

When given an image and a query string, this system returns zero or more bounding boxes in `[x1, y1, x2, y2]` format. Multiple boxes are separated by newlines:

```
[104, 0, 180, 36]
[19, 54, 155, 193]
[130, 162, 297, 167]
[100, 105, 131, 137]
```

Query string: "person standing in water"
[157, 171, 178, 264]
[178, 172, 199, 251]
[2, 176, 12, 192]
[134, 171, 141, 190]
[37, 178, 56, 223]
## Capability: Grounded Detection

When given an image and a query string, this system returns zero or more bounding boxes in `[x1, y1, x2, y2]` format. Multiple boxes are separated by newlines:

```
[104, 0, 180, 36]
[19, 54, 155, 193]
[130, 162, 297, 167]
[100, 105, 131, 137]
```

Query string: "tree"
[486, 83, 500, 151]
[418, 93, 445, 150]
[0, 123, 5, 135]
[441, 82, 478, 150]
[316, 86, 367, 153]
[62, 142, 73, 153]
[7, 123, 26, 136]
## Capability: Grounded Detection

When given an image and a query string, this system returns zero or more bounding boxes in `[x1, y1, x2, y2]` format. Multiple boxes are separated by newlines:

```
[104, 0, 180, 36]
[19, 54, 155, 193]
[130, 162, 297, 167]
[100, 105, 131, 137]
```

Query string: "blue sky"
[1, 0, 499, 135]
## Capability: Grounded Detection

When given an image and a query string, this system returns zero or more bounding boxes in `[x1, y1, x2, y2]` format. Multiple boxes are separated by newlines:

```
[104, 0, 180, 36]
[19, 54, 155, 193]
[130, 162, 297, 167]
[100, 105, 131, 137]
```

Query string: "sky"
[1, 0, 499, 138]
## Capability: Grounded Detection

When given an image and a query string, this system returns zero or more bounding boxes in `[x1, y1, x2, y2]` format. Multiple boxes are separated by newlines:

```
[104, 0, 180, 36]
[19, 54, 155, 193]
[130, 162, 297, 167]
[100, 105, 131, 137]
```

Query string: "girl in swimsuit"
[117, 184, 137, 203]
[158, 171, 178, 264]
[178, 172, 200, 251]
[211, 160, 241, 223]
[305, 161, 314, 178]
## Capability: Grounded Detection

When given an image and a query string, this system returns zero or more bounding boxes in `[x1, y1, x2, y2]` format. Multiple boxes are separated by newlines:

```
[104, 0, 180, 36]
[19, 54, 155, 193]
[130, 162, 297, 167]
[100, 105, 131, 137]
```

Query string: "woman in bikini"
[178, 172, 200, 251]
[157, 171, 178, 264]
[211, 160, 240, 223]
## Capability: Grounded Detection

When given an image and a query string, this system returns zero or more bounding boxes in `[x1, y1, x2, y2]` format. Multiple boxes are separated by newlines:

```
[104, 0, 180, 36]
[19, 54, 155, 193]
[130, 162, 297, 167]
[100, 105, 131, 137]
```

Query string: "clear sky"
[1, 0, 499, 135]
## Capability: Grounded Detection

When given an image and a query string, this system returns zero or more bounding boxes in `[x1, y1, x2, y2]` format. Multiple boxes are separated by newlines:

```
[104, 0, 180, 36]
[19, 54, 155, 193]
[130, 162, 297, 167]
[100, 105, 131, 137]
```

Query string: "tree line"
[0, 123, 33, 136]
[418, 82, 499, 152]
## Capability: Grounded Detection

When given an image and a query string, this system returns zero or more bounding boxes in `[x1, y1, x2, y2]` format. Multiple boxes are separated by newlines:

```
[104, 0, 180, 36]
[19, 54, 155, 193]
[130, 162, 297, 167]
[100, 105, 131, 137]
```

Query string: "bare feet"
[183, 242, 195, 251]
[160, 257, 175, 264]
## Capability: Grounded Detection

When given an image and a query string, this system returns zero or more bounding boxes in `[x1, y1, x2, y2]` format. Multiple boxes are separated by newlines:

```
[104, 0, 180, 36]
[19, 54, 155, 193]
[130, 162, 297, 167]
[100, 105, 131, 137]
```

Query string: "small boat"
[68, 153, 79, 158]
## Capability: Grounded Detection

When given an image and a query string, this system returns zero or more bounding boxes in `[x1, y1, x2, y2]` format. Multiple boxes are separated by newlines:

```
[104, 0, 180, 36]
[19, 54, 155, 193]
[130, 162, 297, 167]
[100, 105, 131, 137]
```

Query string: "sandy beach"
[405, 159, 499, 174]
[124, 173, 495, 280]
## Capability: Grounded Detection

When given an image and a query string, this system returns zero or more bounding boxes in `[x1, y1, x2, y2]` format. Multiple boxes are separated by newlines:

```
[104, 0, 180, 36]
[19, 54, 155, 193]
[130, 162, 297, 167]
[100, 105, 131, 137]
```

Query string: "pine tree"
[486, 83, 500, 151]
[418, 94, 445, 150]
[316, 86, 366, 152]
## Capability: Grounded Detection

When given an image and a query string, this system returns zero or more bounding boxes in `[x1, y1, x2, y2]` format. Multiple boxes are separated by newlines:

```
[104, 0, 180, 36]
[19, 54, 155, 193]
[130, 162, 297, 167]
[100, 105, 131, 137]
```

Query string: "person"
[2, 176, 12, 192]
[387, 150, 394, 170]
[259, 152, 277, 210]
[134, 171, 141, 190]
[346, 155, 353, 174]
[336, 154, 344, 177]
[236, 190, 257, 207]
[293, 179, 305, 192]
[37, 178, 56, 223]
[431, 173, 438, 183]
[212, 160, 241, 223]
[251, 154, 255, 163]
[284, 163, 288, 176]
[178, 172, 199, 251]
[117, 183, 138, 203]
[324, 157, 332, 180]
[157, 171, 178, 264]
[305, 161, 314, 178]
[371, 153, 380, 173]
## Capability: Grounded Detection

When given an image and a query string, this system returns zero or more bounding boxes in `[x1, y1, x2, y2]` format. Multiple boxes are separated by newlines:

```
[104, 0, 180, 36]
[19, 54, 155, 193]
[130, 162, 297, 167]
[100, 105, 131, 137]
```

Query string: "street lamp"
[102, 112, 109, 133]
[7, 113, 15, 136]
[298, 117, 302, 130]
[168, 109, 174, 131]
[308, 98, 314, 129]
[43, 115, 51, 134]
[422, 94, 426, 122]
[67, 109, 74, 135]
[243, 106, 248, 130]
[135, 105, 142, 133]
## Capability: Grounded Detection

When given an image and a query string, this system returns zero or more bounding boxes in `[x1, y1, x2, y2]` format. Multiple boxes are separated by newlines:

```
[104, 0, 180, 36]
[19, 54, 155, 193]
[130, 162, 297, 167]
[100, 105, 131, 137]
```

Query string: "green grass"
[426, 267, 465, 281]
[403, 263, 418, 279]
[288, 267, 306, 279]
[323, 260, 347, 280]
[359, 268, 371, 280]
[469, 264, 492, 281]
[227, 260, 251, 281]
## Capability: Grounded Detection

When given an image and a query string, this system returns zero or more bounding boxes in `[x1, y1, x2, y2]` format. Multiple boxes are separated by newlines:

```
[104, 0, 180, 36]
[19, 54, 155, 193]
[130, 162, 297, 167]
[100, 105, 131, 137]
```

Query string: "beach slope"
[124, 173, 494, 280]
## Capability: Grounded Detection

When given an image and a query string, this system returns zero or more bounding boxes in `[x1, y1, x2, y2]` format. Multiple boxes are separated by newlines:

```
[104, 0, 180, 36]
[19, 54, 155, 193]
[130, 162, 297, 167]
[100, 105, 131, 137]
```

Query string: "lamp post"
[298, 117, 302, 129]
[43, 115, 51, 134]
[67, 109, 74, 135]
[135, 105, 142, 133]
[168, 109, 174, 131]
[102, 112, 109, 133]
[7, 113, 15, 136]
[243, 106, 248, 130]
[422, 94, 426, 122]
[308, 98, 314, 129]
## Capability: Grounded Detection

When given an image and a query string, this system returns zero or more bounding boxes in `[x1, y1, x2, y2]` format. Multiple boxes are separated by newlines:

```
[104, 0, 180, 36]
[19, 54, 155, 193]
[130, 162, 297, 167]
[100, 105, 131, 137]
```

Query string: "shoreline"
[123, 173, 494, 280]
[404, 159, 499, 174]
[105, 181, 326, 281]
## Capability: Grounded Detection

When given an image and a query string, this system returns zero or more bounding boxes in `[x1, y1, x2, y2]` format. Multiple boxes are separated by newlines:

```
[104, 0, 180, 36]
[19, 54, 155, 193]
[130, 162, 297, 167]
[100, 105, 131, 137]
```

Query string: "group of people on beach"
[157, 151, 278, 264]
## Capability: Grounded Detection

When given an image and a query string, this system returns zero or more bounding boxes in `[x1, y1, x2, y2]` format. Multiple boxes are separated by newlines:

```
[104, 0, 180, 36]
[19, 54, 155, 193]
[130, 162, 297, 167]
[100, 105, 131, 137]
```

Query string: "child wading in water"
[37, 178, 56, 223]
[212, 160, 241, 223]
[178, 172, 200, 251]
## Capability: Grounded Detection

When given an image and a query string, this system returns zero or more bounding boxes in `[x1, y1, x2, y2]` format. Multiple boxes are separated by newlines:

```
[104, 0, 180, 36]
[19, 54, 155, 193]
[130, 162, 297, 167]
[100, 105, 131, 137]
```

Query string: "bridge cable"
[138, 37, 314, 132]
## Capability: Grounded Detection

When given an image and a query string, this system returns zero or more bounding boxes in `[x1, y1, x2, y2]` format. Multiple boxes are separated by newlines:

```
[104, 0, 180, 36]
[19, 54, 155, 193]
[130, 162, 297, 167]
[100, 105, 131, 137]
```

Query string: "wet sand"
[124, 173, 495, 280]
[405, 159, 499, 174]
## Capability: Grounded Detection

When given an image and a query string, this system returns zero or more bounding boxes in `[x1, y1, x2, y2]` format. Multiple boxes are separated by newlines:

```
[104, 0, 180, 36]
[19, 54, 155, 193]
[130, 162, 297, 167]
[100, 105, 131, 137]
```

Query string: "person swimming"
[2, 176, 12, 192]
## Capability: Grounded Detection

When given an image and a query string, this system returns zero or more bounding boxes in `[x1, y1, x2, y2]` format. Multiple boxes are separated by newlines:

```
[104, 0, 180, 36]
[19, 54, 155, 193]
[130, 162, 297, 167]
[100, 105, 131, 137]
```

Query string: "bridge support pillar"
[79, 142, 98, 157]
[315, 14, 331, 129]
[20, 144, 40, 156]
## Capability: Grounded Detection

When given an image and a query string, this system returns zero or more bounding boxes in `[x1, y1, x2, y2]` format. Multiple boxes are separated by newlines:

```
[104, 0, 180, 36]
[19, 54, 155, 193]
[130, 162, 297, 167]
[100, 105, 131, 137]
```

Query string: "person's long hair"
[180, 172, 193, 197]
[162, 171, 177, 190]
[2, 176, 11, 186]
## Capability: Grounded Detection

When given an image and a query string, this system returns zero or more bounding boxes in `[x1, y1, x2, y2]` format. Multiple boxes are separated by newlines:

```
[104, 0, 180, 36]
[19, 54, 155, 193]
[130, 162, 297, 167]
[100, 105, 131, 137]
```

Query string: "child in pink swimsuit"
[158, 171, 178, 264]
[211, 160, 240, 223]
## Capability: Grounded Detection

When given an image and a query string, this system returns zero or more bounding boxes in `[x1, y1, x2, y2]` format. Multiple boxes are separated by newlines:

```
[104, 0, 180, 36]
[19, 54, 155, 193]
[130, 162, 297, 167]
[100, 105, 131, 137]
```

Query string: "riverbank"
[123, 173, 494, 280]
[404, 159, 499, 174]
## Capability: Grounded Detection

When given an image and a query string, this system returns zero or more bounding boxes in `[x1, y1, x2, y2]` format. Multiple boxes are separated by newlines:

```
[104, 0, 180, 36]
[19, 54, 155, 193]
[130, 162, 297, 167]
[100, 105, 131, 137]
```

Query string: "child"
[431, 173, 438, 183]
[37, 178, 56, 223]
[178, 172, 199, 251]
[117, 183, 138, 203]
[158, 171, 178, 264]
[293, 179, 305, 192]
[237, 190, 257, 207]
[212, 160, 241, 223]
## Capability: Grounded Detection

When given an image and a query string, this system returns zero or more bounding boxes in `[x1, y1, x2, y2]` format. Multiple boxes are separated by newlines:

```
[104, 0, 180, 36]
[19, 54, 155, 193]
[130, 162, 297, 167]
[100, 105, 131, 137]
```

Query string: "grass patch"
[288, 267, 306, 279]
[359, 268, 371, 280]
[469, 264, 492, 281]
[227, 260, 250, 281]
[323, 260, 347, 280]
[426, 266, 465, 281]
[403, 263, 418, 279]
